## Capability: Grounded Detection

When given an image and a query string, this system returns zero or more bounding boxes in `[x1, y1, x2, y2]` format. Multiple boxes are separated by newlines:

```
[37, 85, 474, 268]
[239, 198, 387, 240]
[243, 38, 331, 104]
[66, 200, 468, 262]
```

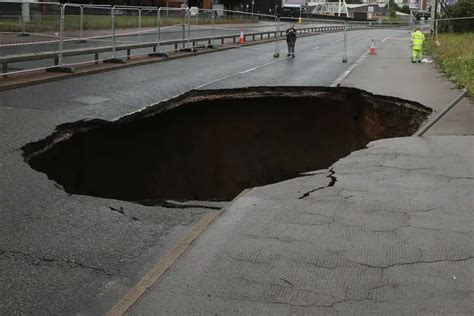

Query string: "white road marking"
[240, 67, 257, 74]
[330, 49, 368, 87]
[330, 38, 344, 44]
[313, 46, 319, 50]
[195, 58, 289, 89]
[382, 34, 395, 43]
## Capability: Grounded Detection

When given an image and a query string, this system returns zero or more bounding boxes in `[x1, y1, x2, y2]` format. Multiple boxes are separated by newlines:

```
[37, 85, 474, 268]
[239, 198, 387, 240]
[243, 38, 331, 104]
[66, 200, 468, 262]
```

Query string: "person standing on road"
[286, 24, 297, 58]
[411, 27, 425, 63]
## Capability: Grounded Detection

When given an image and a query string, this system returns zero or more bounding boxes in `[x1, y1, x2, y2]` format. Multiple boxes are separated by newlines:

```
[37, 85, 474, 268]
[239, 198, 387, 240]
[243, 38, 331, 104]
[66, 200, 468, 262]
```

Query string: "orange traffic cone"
[369, 39, 376, 55]
[239, 30, 245, 44]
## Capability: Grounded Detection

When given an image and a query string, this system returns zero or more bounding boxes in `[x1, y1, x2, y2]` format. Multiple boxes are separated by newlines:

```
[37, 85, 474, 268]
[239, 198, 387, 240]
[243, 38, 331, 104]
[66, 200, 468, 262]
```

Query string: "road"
[1, 28, 401, 119]
[0, 28, 407, 315]
[1, 21, 344, 73]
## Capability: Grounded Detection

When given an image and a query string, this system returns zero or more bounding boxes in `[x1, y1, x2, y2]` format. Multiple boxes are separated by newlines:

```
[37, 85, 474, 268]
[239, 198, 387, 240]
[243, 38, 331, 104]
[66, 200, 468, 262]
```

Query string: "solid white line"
[382, 34, 395, 43]
[240, 67, 257, 74]
[330, 50, 367, 87]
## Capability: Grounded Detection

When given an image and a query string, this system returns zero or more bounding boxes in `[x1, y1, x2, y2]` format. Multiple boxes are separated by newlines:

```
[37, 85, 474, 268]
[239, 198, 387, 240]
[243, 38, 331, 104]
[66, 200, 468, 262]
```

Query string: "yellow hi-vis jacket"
[411, 30, 425, 50]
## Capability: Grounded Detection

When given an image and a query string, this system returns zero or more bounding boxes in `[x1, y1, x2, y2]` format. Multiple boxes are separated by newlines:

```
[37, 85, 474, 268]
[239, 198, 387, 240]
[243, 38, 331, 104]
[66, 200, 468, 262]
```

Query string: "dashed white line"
[313, 46, 320, 50]
[382, 34, 395, 43]
[330, 39, 344, 44]
[240, 67, 257, 74]
[195, 57, 288, 89]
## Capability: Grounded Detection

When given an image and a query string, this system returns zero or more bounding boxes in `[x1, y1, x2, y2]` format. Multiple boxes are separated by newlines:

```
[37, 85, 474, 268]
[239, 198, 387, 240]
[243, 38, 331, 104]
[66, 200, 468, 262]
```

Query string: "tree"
[447, 0, 474, 32]
[449, 0, 474, 17]
[388, 0, 401, 18]
[400, 5, 410, 14]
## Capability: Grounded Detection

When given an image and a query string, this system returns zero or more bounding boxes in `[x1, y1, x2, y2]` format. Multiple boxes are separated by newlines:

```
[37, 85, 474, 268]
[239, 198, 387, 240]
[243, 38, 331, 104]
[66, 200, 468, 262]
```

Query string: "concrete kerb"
[0, 27, 333, 92]
[106, 188, 250, 316]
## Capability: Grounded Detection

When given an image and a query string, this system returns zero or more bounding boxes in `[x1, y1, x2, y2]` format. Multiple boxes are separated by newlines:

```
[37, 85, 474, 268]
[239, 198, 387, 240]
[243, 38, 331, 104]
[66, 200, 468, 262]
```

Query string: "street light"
[251, 0, 255, 18]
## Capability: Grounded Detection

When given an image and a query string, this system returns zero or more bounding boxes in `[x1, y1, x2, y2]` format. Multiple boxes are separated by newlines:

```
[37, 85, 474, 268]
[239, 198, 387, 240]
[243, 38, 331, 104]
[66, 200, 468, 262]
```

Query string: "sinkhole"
[22, 87, 431, 203]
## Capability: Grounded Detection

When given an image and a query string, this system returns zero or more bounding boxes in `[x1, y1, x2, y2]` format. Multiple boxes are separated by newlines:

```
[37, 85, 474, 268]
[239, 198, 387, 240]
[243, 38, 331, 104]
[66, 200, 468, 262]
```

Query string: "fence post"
[149, 8, 168, 57]
[58, 4, 65, 67]
[187, 9, 192, 50]
[342, 21, 347, 63]
[157, 7, 161, 49]
[138, 8, 142, 43]
[46, 4, 74, 72]
[104, 6, 125, 63]
[78, 5, 87, 43]
[111, 6, 116, 59]
[210, 10, 216, 48]
[18, 8, 29, 36]
[273, 17, 280, 58]
[181, 15, 186, 49]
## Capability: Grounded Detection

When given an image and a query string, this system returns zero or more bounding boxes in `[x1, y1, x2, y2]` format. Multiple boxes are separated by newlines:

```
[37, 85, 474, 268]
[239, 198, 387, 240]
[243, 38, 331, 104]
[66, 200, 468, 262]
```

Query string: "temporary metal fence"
[435, 16, 474, 34]
[0, 2, 408, 77]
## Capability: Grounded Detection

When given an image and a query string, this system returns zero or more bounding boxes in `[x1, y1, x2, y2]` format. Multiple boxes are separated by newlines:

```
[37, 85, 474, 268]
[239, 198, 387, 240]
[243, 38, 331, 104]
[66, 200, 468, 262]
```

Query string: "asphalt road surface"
[0, 28, 407, 315]
[1, 21, 346, 73]
[1, 28, 403, 119]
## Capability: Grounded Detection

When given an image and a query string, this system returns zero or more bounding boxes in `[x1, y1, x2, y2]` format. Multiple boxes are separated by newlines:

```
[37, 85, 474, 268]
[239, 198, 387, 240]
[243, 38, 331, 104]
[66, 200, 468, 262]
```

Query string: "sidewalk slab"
[129, 136, 473, 315]
[127, 32, 473, 315]
[341, 32, 473, 136]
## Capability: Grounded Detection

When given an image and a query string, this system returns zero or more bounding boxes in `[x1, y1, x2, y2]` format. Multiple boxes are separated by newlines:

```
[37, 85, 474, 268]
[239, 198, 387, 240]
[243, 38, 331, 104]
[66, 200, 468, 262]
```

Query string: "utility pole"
[432, 0, 438, 35]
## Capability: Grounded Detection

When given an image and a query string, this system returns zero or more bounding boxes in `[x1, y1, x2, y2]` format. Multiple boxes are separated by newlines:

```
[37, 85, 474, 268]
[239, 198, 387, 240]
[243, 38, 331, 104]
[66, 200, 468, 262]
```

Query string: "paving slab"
[341, 31, 473, 135]
[127, 32, 473, 315]
[129, 136, 474, 315]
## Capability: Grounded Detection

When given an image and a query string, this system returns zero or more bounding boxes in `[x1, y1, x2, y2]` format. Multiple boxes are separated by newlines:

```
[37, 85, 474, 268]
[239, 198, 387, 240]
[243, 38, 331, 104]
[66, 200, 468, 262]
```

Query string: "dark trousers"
[287, 41, 296, 55]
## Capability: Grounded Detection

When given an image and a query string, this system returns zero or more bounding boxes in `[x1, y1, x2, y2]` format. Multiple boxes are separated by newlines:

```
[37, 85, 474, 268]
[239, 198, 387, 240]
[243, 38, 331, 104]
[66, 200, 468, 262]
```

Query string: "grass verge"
[0, 15, 257, 33]
[425, 33, 474, 95]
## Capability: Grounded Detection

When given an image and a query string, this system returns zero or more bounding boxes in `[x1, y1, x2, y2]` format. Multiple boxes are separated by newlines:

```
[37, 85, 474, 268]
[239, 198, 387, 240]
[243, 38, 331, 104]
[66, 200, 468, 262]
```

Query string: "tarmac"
[126, 32, 474, 314]
[0, 29, 472, 315]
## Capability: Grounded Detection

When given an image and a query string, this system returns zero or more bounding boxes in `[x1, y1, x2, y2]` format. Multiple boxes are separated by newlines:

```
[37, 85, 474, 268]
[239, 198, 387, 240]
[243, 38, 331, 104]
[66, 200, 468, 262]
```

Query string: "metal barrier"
[436, 16, 474, 35]
[0, 2, 408, 78]
[416, 89, 468, 136]
[279, 16, 347, 62]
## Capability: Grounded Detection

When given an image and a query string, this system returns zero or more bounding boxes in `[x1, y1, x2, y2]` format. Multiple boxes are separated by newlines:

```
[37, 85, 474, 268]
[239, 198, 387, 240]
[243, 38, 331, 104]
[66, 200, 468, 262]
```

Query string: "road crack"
[298, 168, 337, 199]
[350, 256, 474, 270]
[136, 199, 222, 210]
[0, 249, 113, 275]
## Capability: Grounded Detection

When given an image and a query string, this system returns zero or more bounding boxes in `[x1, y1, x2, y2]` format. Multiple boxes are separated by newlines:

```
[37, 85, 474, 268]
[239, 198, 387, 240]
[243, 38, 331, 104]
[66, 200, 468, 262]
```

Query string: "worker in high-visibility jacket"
[411, 28, 425, 63]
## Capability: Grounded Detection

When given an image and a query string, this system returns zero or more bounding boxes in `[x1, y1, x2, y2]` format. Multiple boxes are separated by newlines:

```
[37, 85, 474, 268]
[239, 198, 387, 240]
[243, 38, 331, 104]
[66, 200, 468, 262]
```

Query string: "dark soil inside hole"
[22, 87, 431, 203]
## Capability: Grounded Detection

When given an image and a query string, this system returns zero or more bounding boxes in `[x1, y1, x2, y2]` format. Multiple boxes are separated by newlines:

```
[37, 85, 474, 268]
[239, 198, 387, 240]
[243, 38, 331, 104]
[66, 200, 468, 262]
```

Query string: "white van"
[190, 6, 199, 16]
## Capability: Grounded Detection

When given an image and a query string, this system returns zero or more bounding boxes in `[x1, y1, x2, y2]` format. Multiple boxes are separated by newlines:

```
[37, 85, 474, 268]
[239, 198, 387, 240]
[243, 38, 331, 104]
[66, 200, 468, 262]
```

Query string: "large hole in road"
[23, 87, 431, 203]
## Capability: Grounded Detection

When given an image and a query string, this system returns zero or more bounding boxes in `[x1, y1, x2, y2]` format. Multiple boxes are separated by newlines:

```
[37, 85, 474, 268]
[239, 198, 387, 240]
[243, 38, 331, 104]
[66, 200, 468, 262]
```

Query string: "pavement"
[0, 28, 472, 314]
[127, 31, 474, 314]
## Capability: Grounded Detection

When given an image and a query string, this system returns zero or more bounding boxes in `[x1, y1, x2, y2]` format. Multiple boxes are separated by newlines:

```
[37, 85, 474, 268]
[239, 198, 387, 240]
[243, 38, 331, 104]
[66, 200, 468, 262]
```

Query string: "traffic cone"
[239, 30, 245, 44]
[369, 39, 376, 55]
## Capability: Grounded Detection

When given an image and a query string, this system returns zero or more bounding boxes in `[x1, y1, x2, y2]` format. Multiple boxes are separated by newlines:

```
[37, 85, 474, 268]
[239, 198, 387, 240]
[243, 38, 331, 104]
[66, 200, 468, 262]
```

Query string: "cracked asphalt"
[0, 29, 396, 314]
[129, 136, 474, 315]
[127, 32, 473, 314]
[1, 28, 472, 315]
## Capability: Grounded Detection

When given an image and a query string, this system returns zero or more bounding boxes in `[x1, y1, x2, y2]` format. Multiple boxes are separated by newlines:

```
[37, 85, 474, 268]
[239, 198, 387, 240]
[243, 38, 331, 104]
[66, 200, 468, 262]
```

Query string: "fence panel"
[0, 2, 61, 75]
[2, 2, 412, 77]
[61, 5, 113, 67]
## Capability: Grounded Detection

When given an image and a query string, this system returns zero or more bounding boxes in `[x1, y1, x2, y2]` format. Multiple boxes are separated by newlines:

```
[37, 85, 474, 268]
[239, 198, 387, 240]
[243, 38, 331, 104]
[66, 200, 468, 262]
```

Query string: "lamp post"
[251, 0, 255, 18]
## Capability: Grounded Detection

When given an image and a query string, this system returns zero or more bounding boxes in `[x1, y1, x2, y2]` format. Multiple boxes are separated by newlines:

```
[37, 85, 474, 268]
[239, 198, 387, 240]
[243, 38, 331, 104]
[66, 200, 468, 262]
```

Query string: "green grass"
[425, 33, 474, 95]
[0, 15, 257, 33]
